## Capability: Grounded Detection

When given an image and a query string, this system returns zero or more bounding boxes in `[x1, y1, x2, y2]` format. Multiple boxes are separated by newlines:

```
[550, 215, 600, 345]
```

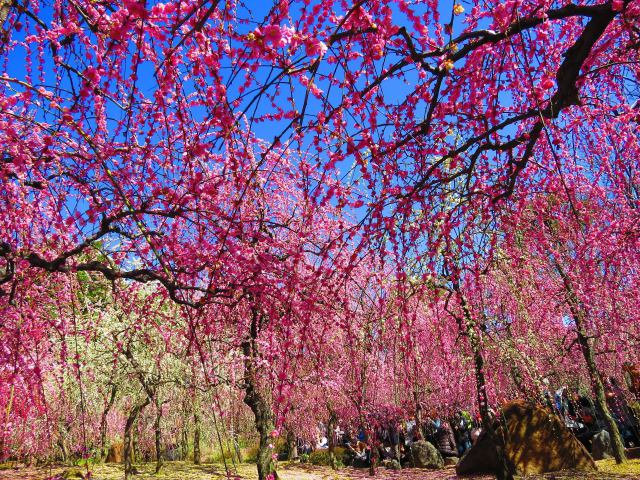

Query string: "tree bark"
[557, 263, 627, 463]
[576, 325, 627, 463]
[132, 423, 140, 463]
[181, 423, 189, 461]
[233, 428, 243, 463]
[193, 411, 201, 465]
[455, 285, 515, 480]
[154, 397, 163, 473]
[57, 436, 68, 464]
[121, 347, 158, 467]
[286, 429, 297, 461]
[99, 384, 117, 461]
[242, 308, 278, 480]
[327, 409, 338, 470]
[124, 398, 149, 480]
[57, 421, 71, 463]
[243, 375, 277, 480]
[414, 394, 423, 440]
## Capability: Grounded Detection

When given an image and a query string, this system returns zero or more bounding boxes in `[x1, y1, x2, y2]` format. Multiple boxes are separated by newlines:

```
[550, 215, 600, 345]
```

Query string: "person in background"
[388, 419, 401, 463]
[317, 435, 328, 449]
[453, 411, 472, 455]
[539, 377, 553, 411]
[433, 418, 458, 458]
[404, 418, 416, 449]
[470, 415, 483, 445]
[423, 415, 437, 445]
[332, 423, 344, 448]
[555, 386, 569, 417]
[345, 439, 368, 467]
[573, 394, 601, 449]
[398, 422, 406, 450]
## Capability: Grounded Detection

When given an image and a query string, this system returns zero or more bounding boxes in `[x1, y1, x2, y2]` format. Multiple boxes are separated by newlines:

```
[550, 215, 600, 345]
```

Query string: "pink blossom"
[304, 38, 327, 57]
[123, 0, 147, 19]
[263, 25, 283, 46]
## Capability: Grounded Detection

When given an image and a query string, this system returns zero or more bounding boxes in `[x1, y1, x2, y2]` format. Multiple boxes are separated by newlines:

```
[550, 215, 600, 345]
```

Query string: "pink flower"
[305, 38, 328, 57]
[123, 0, 147, 19]
[342, 6, 374, 30]
[263, 25, 282, 46]
[540, 78, 554, 90]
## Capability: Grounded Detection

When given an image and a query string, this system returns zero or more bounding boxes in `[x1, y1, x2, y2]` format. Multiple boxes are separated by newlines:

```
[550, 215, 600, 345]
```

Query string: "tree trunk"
[243, 380, 277, 480]
[286, 429, 297, 461]
[327, 409, 338, 470]
[154, 397, 163, 473]
[57, 421, 71, 463]
[100, 384, 117, 461]
[557, 264, 627, 463]
[577, 326, 627, 463]
[456, 286, 515, 480]
[132, 424, 140, 463]
[415, 403, 423, 440]
[181, 424, 189, 461]
[193, 411, 201, 465]
[124, 399, 149, 480]
[367, 426, 377, 476]
[242, 307, 278, 480]
[233, 428, 243, 463]
[57, 436, 68, 464]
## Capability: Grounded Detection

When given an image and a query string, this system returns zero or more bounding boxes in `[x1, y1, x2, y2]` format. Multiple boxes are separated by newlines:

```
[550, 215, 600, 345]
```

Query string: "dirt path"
[1, 459, 638, 480]
[1, 462, 471, 480]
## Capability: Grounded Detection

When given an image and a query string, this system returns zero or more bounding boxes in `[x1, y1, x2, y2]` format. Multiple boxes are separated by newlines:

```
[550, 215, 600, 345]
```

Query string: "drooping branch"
[401, 0, 622, 202]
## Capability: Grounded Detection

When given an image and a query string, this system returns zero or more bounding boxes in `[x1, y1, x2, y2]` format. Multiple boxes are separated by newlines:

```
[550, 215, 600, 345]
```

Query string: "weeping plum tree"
[1, 0, 640, 477]
[0, 0, 637, 299]
[498, 188, 640, 464]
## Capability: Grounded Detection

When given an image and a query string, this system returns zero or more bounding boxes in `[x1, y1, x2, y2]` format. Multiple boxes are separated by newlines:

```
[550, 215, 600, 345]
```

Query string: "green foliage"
[235, 437, 252, 449]
[274, 438, 288, 455]
[74, 248, 111, 307]
[74, 456, 98, 467]
[244, 445, 260, 463]
[299, 453, 310, 464]
[241, 438, 287, 463]
[307, 448, 346, 467]
[61, 468, 86, 479]
[208, 448, 234, 463]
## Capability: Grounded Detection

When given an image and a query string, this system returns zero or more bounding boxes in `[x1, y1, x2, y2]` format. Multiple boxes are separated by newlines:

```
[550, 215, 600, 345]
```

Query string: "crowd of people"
[306, 374, 640, 470]
[332, 411, 478, 469]
[545, 377, 640, 451]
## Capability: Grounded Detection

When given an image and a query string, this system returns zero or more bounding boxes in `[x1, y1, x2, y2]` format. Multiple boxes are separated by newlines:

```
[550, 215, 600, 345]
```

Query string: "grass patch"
[307, 448, 346, 467]
[596, 458, 640, 475]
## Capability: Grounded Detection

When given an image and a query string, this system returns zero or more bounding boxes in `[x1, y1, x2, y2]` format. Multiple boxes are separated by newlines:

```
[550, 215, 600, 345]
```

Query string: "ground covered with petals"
[2, 459, 640, 480]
